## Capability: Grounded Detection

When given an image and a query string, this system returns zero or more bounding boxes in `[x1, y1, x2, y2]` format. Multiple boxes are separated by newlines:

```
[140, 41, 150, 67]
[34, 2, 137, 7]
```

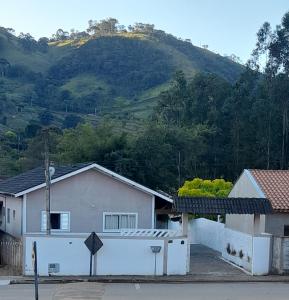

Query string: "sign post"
[32, 241, 39, 300]
[84, 232, 103, 276]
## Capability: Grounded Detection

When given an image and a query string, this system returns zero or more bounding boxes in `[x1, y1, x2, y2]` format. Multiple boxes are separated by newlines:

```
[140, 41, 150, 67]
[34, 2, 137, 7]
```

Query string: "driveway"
[189, 244, 245, 275]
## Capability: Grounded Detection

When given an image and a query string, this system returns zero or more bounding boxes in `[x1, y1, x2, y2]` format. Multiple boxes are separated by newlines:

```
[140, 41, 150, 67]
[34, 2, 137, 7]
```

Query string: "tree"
[24, 121, 42, 138]
[178, 178, 233, 197]
[62, 115, 83, 129]
[39, 110, 54, 126]
[52, 29, 69, 41]
[18, 32, 37, 51]
[38, 37, 49, 52]
[251, 11, 289, 169]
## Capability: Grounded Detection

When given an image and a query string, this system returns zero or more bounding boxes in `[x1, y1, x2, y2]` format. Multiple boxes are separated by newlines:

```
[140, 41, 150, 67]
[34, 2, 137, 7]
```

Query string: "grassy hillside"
[0, 27, 244, 133]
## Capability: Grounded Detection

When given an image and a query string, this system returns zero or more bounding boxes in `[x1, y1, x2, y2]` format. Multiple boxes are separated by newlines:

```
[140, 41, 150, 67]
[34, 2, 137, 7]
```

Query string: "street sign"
[84, 232, 103, 276]
[84, 232, 103, 255]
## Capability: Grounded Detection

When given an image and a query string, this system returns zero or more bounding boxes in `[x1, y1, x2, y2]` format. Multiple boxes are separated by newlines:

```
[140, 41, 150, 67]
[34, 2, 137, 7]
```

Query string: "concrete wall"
[24, 235, 188, 276]
[265, 214, 289, 236]
[252, 234, 272, 275]
[26, 169, 153, 233]
[166, 238, 188, 275]
[222, 227, 253, 272]
[272, 237, 289, 274]
[189, 218, 224, 253]
[0, 195, 22, 238]
[189, 218, 271, 275]
[226, 170, 265, 235]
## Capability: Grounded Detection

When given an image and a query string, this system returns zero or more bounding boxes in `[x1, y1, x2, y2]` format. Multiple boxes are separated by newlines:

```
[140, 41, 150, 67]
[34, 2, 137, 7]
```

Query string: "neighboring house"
[0, 162, 173, 239]
[226, 169, 289, 236]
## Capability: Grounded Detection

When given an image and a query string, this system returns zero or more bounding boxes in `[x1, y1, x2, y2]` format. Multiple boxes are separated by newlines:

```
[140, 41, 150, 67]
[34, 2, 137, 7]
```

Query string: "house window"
[13, 210, 16, 220]
[103, 213, 137, 232]
[41, 211, 70, 231]
[284, 225, 289, 236]
[7, 208, 10, 224]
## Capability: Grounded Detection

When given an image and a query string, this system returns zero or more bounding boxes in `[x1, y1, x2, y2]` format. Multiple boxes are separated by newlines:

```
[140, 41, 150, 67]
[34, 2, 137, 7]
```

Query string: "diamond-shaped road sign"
[84, 232, 103, 255]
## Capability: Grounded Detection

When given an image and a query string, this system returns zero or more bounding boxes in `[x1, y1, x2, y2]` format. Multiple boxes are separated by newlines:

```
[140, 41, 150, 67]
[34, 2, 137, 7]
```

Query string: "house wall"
[226, 170, 265, 234]
[265, 214, 289, 236]
[26, 169, 153, 233]
[0, 195, 22, 238]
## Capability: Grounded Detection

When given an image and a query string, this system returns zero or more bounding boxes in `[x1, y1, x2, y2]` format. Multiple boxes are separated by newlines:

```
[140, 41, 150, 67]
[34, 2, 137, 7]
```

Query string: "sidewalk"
[1, 274, 289, 285]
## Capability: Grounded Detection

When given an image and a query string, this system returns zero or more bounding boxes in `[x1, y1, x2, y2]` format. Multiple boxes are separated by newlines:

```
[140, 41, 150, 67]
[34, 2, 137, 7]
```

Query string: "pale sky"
[0, 0, 288, 62]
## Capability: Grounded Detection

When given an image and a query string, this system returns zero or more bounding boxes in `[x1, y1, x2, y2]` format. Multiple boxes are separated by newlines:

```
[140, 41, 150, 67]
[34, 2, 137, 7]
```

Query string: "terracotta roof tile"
[250, 169, 289, 212]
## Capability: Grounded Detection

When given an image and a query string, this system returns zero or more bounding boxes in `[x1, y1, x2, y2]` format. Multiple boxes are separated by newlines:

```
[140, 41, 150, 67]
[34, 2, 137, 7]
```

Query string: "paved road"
[1, 282, 289, 299]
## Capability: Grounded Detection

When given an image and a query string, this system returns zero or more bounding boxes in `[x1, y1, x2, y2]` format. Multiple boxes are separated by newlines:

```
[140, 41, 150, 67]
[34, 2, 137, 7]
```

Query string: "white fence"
[24, 234, 188, 276]
[188, 218, 271, 275]
[121, 229, 181, 237]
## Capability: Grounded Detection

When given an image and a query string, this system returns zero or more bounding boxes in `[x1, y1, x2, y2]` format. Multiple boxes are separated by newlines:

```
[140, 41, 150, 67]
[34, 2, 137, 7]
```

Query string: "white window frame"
[41, 211, 70, 232]
[103, 212, 138, 232]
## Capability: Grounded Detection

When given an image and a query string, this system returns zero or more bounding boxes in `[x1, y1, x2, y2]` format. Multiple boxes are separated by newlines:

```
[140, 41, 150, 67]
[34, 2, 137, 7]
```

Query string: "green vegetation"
[1, 12, 289, 197]
[178, 178, 233, 197]
[0, 19, 243, 133]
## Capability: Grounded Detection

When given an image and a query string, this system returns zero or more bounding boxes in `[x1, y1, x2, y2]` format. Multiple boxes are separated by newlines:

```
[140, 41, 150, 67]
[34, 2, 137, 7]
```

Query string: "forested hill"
[1, 13, 289, 192]
[0, 20, 243, 132]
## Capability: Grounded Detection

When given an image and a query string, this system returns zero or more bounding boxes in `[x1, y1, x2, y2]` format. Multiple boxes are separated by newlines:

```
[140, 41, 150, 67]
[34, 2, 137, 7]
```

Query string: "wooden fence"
[0, 240, 22, 274]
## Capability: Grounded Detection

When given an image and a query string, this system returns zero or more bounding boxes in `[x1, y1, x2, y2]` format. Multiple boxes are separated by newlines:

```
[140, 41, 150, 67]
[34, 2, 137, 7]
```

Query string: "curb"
[8, 276, 289, 285]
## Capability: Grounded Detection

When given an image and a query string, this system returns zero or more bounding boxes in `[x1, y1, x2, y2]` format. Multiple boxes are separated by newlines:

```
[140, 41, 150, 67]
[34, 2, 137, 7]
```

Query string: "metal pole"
[33, 241, 39, 300]
[44, 129, 51, 235]
[154, 253, 157, 276]
[89, 252, 93, 277]
[89, 233, 95, 276]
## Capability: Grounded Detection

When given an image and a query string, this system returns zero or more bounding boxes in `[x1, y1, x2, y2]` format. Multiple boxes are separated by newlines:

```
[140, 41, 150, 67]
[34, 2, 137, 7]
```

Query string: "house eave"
[13, 163, 173, 203]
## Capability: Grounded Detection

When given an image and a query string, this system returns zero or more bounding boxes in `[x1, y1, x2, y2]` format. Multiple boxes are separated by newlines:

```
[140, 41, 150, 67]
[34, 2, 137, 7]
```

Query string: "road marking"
[52, 282, 105, 299]
[135, 283, 141, 290]
[0, 280, 10, 286]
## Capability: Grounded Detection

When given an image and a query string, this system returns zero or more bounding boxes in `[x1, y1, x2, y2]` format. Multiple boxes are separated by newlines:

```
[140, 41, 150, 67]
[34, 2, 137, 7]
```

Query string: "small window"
[7, 208, 10, 224]
[51, 213, 60, 229]
[41, 211, 70, 231]
[104, 213, 137, 232]
[284, 225, 289, 236]
[13, 210, 16, 220]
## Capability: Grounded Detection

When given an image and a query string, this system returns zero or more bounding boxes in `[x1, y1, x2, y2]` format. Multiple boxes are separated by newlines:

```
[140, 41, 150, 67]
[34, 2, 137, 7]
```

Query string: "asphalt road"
[1, 282, 289, 299]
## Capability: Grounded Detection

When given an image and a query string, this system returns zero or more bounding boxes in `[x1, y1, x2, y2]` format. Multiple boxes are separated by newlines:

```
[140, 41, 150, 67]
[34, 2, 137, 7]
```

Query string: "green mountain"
[0, 25, 243, 132]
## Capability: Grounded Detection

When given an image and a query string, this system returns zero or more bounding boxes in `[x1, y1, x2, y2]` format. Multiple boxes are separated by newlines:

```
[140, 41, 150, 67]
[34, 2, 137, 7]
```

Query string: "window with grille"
[41, 211, 70, 231]
[103, 213, 137, 232]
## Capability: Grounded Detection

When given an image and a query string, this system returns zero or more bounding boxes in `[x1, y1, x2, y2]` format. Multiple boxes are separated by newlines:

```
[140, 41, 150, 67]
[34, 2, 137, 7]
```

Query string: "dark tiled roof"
[0, 163, 92, 195]
[250, 169, 289, 212]
[173, 197, 273, 214]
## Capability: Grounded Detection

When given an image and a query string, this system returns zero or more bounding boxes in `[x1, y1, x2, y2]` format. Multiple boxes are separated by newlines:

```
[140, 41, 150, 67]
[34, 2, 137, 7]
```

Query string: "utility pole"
[43, 128, 51, 235]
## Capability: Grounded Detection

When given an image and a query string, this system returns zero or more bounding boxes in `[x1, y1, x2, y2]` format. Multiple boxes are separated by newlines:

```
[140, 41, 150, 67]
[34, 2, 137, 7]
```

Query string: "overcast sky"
[1, 0, 288, 62]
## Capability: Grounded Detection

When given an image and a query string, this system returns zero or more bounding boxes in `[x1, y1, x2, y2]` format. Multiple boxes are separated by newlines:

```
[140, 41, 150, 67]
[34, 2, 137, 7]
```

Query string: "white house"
[0, 163, 189, 276]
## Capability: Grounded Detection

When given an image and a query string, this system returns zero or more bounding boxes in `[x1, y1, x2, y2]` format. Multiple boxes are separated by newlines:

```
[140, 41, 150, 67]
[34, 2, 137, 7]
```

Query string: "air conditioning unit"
[48, 263, 60, 274]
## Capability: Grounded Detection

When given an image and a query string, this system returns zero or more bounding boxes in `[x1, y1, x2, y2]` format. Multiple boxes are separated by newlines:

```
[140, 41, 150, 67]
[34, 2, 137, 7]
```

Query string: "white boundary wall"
[189, 218, 224, 253]
[222, 227, 252, 271]
[188, 218, 271, 275]
[24, 235, 188, 276]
